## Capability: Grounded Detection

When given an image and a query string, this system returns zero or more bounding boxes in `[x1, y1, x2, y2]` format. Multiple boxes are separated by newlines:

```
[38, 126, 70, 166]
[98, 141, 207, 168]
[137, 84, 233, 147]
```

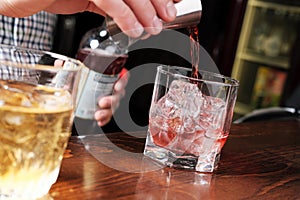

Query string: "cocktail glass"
[0, 44, 83, 199]
[144, 65, 239, 172]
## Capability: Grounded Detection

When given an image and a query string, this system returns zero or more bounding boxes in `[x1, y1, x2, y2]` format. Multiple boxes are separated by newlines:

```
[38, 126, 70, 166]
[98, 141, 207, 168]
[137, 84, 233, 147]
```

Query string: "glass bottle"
[73, 0, 203, 135]
[73, 22, 128, 135]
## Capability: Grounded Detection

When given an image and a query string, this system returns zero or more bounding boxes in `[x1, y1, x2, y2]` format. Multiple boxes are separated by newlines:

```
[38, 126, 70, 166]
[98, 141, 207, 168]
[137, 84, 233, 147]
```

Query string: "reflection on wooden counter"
[50, 120, 300, 200]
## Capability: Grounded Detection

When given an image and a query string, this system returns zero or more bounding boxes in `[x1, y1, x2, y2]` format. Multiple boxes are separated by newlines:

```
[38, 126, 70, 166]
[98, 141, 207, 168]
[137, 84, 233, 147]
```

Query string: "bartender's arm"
[0, 0, 177, 37]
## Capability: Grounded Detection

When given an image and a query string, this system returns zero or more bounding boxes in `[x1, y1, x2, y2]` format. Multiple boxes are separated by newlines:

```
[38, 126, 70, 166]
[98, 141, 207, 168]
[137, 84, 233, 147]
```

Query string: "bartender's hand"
[0, 0, 178, 37]
[94, 68, 129, 127]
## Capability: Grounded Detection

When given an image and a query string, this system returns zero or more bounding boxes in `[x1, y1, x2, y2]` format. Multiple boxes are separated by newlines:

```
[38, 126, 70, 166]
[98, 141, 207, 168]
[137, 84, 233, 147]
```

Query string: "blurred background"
[52, 0, 300, 133]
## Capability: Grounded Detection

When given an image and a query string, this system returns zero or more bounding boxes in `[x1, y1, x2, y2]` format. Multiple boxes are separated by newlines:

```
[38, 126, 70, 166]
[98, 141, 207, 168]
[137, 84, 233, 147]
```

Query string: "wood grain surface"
[49, 120, 300, 200]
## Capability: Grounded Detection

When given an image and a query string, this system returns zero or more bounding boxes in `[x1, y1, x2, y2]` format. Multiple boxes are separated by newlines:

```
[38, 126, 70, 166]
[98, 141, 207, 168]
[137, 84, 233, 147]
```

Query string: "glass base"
[0, 167, 59, 200]
[143, 132, 221, 173]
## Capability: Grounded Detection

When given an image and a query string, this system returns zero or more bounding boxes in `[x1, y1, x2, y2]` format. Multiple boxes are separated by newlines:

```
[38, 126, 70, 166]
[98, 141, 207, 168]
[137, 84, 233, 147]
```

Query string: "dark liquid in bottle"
[72, 48, 127, 136]
[76, 48, 128, 74]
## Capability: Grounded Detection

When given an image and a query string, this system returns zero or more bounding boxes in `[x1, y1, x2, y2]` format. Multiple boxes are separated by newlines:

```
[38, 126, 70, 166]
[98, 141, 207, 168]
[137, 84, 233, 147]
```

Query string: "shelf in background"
[237, 50, 290, 69]
[251, 0, 300, 12]
[232, 0, 300, 116]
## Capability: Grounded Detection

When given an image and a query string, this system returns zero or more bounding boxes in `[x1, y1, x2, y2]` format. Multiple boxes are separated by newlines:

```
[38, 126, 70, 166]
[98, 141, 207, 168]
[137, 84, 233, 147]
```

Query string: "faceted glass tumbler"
[144, 65, 239, 172]
[0, 44, 83, 199]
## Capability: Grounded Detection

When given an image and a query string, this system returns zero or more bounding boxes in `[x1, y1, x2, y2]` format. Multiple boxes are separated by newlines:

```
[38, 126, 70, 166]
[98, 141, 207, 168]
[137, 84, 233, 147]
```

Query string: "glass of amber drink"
[144, 65, 239, 173]
[0, 44, 83, 199]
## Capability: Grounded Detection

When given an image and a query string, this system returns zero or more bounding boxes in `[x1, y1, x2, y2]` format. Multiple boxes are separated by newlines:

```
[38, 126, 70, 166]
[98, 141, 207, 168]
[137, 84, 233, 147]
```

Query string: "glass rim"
[0, 44, 84, 71]
[157, 65, 239, 87]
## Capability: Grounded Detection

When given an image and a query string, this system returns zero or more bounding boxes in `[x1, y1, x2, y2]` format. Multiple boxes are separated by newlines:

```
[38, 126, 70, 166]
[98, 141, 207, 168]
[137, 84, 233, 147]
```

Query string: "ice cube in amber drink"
[0, 80, 73, 199]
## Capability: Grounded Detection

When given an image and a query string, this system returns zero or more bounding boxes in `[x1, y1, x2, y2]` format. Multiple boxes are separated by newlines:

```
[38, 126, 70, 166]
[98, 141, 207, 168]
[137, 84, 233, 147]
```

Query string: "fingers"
[124, 0, 177, 35]
[54, 59, 64, 67]
[91, 0, 177, 37]
[114, 68, 129, 92]
[94, 69, 129, 127]
[123, 0, 162, 35]
[94, 109, 112, 127]
[91, 0, 144, 37]
[95, 95, 120, 126]
[98, 95, 120, 111]
[150, 0, 177, 22]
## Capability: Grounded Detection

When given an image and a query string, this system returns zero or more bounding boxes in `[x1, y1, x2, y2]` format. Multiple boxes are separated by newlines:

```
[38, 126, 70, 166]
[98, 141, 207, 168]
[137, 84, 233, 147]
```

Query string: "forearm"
[0, 0, 55, 17]
[0, 0, 178, 39]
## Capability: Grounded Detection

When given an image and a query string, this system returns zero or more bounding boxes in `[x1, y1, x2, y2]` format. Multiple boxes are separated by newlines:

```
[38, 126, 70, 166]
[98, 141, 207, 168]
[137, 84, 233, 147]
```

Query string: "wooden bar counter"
[49, 120, 300, 200]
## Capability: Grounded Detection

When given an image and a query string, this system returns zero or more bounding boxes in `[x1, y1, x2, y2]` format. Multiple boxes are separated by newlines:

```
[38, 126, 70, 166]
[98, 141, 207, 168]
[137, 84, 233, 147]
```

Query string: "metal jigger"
[106, 0, 202, 50]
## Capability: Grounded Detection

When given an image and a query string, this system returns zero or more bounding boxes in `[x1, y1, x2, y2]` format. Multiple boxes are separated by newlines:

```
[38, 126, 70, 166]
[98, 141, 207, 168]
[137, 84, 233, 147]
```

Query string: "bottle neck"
[78, 23, 128, 56]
